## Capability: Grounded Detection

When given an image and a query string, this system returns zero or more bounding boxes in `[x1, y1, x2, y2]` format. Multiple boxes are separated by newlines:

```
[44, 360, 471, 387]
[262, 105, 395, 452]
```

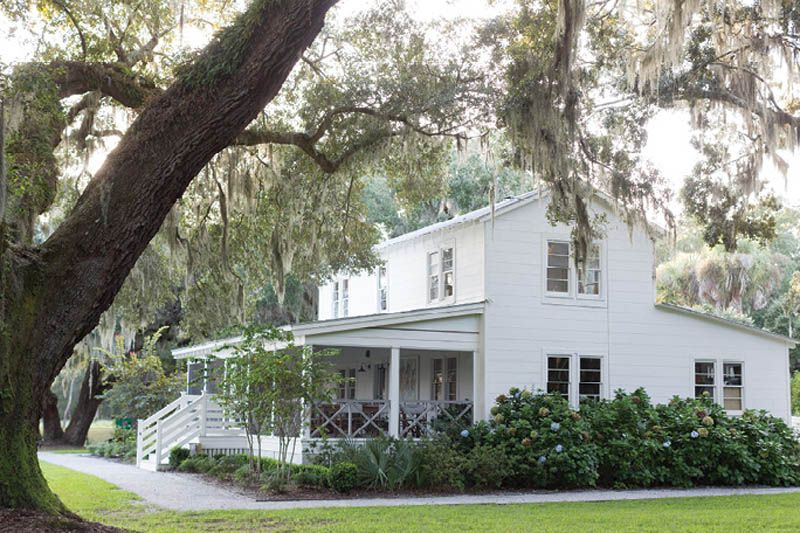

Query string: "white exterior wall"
[318, 221, 485, 320]
[481, 198, 792, 422]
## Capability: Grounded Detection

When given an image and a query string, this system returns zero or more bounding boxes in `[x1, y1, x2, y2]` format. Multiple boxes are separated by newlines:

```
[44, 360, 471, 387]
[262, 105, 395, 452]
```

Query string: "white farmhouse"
[136, 191, 795, 470]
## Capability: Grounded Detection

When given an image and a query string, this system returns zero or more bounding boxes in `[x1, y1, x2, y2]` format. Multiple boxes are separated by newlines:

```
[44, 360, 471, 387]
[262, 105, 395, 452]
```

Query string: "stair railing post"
[135, 420, 143, 467]
[199, 394, 208, 437]
[155, 419, 163, 468]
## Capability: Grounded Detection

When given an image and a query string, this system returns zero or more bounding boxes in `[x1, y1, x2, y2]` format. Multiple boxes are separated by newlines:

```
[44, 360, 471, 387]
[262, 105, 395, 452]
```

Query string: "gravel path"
[39, 452, 800, 512]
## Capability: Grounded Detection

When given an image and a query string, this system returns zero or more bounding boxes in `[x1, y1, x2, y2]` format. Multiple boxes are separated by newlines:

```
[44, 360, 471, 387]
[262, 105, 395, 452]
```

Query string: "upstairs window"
[441, 247, 454, 298]
[545, 240, 603, 300]
[427, 245, 455, 303]
[578, 244, 601, 297]
[546, 241, 570, 294]
[378, 266, 388, 312]
[428, 251, 440, 301]
[341, 279, 349, 317]
[332, 281, 340, 319]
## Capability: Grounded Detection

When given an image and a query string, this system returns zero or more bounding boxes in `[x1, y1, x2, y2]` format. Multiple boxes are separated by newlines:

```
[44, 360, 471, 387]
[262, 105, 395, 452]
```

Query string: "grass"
[41, 460, 800, 532]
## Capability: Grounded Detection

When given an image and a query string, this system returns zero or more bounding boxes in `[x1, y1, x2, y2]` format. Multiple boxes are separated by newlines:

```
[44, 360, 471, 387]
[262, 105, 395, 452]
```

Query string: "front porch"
[309, 347, 474, 439]
[136, 302, 485, 469]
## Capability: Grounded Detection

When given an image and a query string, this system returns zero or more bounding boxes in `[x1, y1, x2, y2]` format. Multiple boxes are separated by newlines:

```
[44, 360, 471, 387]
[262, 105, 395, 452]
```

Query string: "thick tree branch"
[49, 61, 162, 108]
[25, 0, 338, 399]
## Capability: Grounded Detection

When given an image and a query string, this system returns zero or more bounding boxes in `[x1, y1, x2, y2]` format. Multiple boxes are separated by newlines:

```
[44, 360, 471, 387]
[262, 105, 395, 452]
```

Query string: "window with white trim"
[441, 247, 454, 298]
[341, 279, 349, 317]
[546, 356, 570, 399]
[693, 359, 744, 412]
[332, 281, 340, 319]
[722, 362, 743, 411]
[546, 353, 604, 407]
[578, 357, 602, 402]
[577, 244, 601, 297]
[427, 245, 456, 303]
[546, 241, 570, 294]
[428, 251, 440, 301]
[377, 266, 388, 312]
[694, 361, 715, 399]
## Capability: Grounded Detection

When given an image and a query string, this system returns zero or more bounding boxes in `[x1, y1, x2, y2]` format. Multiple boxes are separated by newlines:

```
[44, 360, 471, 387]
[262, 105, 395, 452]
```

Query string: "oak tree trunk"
[40, 390, 64, 444]
[61, 360, 106, 447]
[0, 0, 336, 511]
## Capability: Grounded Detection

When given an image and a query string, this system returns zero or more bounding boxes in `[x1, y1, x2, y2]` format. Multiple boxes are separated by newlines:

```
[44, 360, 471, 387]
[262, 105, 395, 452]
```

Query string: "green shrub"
[415, 437, 466, 491]
[177, 455, 215, 474]
[328, 462, 359, 493]
[462, 444, 510, 489]
[87, 428, 136, 462]
[292, 464, 330, 488]
[169, 448, 191, 469]
[486, 388, 598, 489]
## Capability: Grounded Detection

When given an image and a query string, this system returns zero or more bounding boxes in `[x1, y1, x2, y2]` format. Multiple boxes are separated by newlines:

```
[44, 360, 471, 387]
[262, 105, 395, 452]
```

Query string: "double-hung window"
[578, 244, 601, 297]
[377, 266, 388, 312]
[332, 281, 340, 318]
[428, 251, 440, 301]
[694, 359, 744, 412]
[546, 353, 604, 407]
[545, 240, 603, 300]
[694, 361, 716, 399]
[722, 363, 743, 411]
[428, 245, 455, 303]
[546, 242, 570, 294]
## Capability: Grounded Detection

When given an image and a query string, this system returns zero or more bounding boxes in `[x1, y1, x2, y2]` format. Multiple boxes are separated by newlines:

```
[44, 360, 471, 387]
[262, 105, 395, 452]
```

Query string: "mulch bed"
[0, 509, 125, 533]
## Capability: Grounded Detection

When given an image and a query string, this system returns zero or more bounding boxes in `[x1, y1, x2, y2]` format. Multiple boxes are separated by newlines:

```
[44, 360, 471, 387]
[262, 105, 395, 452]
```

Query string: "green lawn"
[41, 460, 800, 532]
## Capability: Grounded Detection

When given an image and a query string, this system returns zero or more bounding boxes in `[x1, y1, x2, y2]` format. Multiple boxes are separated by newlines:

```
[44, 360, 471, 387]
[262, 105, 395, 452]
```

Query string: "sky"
[2, 0, 799, 217]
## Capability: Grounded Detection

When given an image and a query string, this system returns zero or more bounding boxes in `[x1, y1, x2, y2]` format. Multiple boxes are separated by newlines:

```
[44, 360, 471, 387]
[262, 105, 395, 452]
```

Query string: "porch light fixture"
[358, 363, 371, 373]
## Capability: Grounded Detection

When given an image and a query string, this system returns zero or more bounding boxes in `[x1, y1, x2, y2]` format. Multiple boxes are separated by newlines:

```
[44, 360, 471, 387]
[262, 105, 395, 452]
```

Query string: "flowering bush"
[485, 388, 598, 488]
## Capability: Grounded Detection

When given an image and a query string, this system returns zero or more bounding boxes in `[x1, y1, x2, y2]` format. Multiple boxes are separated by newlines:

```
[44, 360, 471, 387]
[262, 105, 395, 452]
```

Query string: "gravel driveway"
[39, 452, 800, 512]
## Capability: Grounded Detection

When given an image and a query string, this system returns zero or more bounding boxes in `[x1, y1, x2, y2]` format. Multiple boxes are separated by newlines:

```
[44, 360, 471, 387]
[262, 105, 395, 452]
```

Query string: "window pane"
[548, 242, 569, 256]
[723, 363, 742, 386]
[443, 272, 454, 297]
[547, 382, 569, 396]
[548, 254, 570, 267]
[548, 370, 570, 382]
[429, 275, 439, 300]
[547, 280, 568, 292]
[442, 248, 453, 270]
[695, 386, 715, 398]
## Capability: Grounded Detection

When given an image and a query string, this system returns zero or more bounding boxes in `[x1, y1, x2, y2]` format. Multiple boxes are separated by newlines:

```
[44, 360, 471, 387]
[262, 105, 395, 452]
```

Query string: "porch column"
[389, 347, 400, 437]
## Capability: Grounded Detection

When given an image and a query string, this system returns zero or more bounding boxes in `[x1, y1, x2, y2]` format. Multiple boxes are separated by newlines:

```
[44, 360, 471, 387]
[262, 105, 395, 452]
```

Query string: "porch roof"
[172, 301, 486, 359]
[294, 301, 485, 352]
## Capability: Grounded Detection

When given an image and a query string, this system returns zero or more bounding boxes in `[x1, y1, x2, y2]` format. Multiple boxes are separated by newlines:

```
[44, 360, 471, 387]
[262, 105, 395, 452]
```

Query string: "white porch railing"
[309, 400, 390, 438]
[308, 400, 473, 439]
[136, 393, 242, 470]
[400, 401, 473, 438]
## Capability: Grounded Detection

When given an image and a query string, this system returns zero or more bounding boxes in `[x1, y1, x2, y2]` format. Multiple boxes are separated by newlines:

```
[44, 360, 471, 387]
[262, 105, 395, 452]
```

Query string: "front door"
[432, 356, 458, 401]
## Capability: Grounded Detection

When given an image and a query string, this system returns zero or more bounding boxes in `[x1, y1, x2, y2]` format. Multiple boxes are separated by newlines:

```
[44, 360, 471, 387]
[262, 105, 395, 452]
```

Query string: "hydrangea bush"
[486, 388, 598, 488]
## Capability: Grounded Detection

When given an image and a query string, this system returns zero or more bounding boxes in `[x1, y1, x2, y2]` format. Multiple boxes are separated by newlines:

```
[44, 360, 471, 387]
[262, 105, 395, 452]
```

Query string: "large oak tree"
[0, 0, 338, 512]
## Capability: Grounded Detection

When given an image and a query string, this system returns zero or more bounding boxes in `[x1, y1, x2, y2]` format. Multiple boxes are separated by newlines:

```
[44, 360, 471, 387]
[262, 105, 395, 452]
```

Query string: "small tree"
[216, 326, 337, 477]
